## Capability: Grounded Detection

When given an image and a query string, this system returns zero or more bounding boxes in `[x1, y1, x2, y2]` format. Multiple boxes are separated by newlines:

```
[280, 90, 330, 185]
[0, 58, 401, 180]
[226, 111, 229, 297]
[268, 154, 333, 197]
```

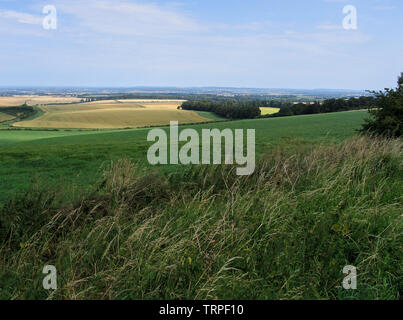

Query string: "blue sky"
[0, 0, 402, 90]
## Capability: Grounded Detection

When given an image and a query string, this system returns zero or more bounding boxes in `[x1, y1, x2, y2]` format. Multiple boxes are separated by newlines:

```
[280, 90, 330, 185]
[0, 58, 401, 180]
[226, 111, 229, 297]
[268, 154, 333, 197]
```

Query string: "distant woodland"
[181, 96, 376, 120]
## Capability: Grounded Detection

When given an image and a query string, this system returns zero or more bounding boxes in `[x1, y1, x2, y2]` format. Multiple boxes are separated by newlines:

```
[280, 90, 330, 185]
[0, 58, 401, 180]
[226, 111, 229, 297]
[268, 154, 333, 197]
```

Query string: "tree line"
[180, 96, 376, 120]
[181, 100, 261, 119]
[360, 73, 402, 137]
[267, 96, 376, 118]
[181, 70, 403, 137]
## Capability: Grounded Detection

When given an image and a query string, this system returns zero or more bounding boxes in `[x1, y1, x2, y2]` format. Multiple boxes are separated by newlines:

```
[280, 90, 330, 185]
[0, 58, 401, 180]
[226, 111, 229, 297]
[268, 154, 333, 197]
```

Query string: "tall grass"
[0, 135, 402, 300]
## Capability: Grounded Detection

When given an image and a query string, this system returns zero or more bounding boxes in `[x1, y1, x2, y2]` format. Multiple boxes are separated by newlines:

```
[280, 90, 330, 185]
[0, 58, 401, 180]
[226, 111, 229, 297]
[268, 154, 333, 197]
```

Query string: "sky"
[0, 0, 402, 90]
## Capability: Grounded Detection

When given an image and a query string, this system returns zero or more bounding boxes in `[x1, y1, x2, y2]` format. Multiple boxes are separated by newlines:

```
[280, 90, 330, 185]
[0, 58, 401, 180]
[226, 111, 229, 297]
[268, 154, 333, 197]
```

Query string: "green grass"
[0, 130, 97, 146]
[0, 135, 401, 299]
[0, 110, 369, 202]
[195, 111, 226, 121]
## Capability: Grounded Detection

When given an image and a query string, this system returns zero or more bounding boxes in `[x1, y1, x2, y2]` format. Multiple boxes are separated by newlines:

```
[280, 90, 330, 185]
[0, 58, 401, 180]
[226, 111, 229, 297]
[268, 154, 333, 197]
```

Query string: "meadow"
[0, 109, 401, 300]
[12, 100, 212, 129]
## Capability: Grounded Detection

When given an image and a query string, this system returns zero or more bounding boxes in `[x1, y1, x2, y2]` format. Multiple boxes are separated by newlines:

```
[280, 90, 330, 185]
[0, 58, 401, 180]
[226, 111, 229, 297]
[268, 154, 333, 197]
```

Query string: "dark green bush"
[361, 73, 403, 137]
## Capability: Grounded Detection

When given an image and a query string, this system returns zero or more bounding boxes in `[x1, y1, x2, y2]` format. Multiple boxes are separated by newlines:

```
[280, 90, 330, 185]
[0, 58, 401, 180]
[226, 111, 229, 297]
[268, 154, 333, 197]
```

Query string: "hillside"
[0, 110, 369, 201]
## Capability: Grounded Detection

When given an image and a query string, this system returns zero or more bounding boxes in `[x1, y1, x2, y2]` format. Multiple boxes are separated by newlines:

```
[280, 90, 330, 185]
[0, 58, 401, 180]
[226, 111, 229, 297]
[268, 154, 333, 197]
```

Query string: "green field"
[0, 110, 368, 201]
[0, 110, 368, 200]
[195, 110, 226, 121]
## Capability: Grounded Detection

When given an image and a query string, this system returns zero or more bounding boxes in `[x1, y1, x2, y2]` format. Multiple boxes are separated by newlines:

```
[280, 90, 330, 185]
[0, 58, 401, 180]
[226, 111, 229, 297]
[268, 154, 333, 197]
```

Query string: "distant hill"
[0, 87, 367, 100]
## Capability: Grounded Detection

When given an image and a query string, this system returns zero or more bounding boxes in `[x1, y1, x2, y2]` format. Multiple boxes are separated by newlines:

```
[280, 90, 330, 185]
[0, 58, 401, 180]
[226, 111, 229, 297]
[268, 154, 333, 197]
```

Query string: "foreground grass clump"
[0, 136, 402, 300]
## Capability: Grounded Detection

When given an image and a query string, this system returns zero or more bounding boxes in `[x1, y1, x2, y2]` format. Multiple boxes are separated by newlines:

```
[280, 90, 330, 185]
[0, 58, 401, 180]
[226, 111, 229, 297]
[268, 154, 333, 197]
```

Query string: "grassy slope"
[0, 110, 369, 202]
[0, 136, 401, 300]
[194, 110, 226, 121]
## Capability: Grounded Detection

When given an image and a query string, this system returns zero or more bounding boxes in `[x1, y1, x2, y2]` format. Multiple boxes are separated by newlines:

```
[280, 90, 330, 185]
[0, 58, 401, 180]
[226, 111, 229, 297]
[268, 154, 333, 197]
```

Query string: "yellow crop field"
[0, 95, 82, 107]
[12, 100, 211, 129]
[0, 112, 15, 122]
[260, 107, 280, 115]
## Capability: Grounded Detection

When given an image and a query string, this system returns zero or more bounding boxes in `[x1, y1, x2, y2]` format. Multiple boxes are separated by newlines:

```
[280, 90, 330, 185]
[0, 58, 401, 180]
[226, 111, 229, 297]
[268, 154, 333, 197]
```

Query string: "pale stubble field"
[8, 99, 212, 129]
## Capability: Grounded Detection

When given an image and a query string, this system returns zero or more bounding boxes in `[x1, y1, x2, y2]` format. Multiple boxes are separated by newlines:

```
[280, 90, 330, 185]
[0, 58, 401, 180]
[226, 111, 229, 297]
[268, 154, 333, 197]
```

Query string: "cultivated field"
[0, 95, 82, 107]
[12, 99, 211, 129]
[260, 107, 280, 115]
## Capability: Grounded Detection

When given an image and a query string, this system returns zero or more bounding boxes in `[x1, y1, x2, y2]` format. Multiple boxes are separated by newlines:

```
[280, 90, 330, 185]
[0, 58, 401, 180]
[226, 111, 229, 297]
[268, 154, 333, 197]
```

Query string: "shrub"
[361, 73, 403, 137]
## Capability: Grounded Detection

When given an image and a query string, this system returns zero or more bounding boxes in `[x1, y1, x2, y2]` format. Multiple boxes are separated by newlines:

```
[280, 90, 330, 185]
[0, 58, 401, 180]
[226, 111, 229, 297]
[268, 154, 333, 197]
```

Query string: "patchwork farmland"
[11, 99, 213, 129]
